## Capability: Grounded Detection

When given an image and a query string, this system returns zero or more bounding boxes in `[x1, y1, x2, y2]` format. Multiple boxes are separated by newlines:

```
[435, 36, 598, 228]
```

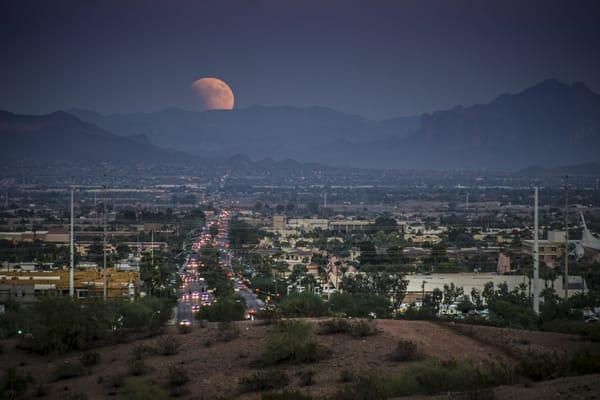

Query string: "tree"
[470, 287, 484, 309]
[430, 242, 448, 265]
[423, 288, 443, 313]
[442, 283, 464, 305]
[482, 281, 495, 304]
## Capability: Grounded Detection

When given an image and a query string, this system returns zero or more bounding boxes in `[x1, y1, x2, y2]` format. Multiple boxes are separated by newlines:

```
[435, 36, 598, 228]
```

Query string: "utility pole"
[533, 187, 540, 314]
[564, 175, 569, 300]
[69, 187, 75, 298]
[103, 185, 108, 300]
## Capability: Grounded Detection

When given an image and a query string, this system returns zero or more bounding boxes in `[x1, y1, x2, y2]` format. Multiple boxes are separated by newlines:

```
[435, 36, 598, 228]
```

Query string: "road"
[175, 208, 263, 325]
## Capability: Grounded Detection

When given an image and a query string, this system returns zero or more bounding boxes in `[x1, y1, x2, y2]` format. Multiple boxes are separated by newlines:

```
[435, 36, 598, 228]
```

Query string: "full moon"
[191, 77, 235, 111]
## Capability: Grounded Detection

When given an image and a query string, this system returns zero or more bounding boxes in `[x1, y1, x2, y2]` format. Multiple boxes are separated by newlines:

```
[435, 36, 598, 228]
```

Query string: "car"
[179, 319, 191, 326]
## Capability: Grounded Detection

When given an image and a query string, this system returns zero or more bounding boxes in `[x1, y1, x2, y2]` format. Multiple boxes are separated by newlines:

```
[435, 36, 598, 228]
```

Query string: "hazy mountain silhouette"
[0, 110, 191, 164]
[68, 106, 419, 162]
[68, 80, 600, 170]
[396, 79, 600, 169]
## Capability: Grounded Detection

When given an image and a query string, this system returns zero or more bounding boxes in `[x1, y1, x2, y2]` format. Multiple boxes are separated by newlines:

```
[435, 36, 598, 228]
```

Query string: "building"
[0, 268, 139, 300]
[522, 230, 566, 268]
[404, 272, 586, 302]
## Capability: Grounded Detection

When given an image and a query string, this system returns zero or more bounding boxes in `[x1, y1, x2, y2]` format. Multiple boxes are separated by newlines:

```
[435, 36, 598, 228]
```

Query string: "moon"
[191, 77, 235, 111]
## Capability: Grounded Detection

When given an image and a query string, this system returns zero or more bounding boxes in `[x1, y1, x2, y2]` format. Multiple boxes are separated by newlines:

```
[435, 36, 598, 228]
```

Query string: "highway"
[175, 208, 263, 325]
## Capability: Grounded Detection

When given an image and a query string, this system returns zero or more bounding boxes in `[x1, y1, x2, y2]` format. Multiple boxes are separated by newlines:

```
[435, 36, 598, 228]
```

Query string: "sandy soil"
[0, 319, 592, 399]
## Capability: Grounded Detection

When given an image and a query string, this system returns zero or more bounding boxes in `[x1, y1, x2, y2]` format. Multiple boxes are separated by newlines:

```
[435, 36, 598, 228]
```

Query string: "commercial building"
[0, 269, 139, 301]
[522, 231, 566, 268]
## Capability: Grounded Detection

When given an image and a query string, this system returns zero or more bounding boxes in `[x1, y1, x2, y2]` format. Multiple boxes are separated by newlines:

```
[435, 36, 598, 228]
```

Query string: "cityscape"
[1, 1, 600, 399]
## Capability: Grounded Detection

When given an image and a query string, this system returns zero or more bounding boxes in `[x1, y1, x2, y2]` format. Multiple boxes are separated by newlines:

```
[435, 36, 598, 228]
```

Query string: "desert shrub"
[257, 306, 282, 325]
[0, 368, 34, 399]
[264, 320, 330, 364]
[156, 335, 180, 356]
[118, 378, 169, 400]
[197, 295, 246, 322]
[517, 351, 567, 381]
[297, 370, 316, 386]
[262, 390, 314, 400]
[63, 393, 87, 400]
[18, 297, 173, 355]
[569, 345, 600, 375]
[127, 359, 151, 376]
[131, 344, 155, 360]
[390, 340, 424, 362]
[318, 318, 350, 335]
[334, 373, 388, 400]
[349, 320, 378, 337]
[487, 299, 538, 329]
[49, 362, 86, 382]
[167, 365, 189, 387]
[334, 360, 513, 399]
[279, 293, 328, 318]
[239, 371, 289, 393]
[339, 370, 355, 383]
[79, 352, 101, 367]
[330, 293, 391, 318]
[217, 321, 240, 342]
[104, 374, 125, 389]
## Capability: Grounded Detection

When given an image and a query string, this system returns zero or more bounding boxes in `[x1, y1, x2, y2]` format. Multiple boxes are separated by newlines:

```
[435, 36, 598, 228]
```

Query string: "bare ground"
[0, 319, 595, 399]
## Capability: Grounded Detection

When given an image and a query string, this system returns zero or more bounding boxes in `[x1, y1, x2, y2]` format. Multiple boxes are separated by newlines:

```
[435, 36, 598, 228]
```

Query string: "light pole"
[69, 187, 75, 298]
[564, 175, 569, 300]
[103, 185, 108, 301]
[533, 187, 540, 314]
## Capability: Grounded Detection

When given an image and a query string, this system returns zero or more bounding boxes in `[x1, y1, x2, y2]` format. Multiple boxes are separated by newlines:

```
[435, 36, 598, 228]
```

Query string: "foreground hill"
[0, 110, 192, 164]
[2, 319, 598, 399]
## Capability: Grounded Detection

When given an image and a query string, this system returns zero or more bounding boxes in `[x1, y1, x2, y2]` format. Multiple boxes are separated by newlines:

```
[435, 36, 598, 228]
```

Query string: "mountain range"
[1, 79, 599, 170]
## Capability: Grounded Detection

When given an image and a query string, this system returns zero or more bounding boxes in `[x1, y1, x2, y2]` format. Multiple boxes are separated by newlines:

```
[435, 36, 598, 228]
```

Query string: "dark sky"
[1, 0, 599, 119]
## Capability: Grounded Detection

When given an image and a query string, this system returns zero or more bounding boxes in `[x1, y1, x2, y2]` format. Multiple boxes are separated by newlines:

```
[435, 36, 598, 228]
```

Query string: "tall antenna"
[103, 185, 108, 300]
[466, 192, 469, 212]
[324, 192, 327, 209]
[533, 187, 540, 314]
[564, 175, 569, 299]
[69, 187, 75, 298]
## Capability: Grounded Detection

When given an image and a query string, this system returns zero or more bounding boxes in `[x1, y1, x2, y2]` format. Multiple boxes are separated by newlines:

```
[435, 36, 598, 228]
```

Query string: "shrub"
[262, 390, 314, 400]
[79, 352, 101, 367]
[197, 295, 246, 322]
[156, 336, 180, 356]
[239, 371, 289, 393]
[0, 368, 34, 399]
[257, 306, 282, 325]
[297, 370, 316, 386]
[349, 320, 378, 337]
[264, 321, 330, 364]
[127, 359, 151, 376]
[330, 293, 391, 318]
[569, 345, 600, 375]
[104, 374, 124, 389]
[49, 362, 86, 382]
[167, 365, 190, 387]
[217, 321, 240, 342]
[131, 344, 155, 360]
[318, 318, 350, 335]
[334, 360, 514, 399]
[390, 340, 424, 362]
[118, 378, 169, 400]
[517, 351, 567, 381]
[339, 370, 354, 383]
[487, 299, 538, 329]
[279, 293, 328, 318]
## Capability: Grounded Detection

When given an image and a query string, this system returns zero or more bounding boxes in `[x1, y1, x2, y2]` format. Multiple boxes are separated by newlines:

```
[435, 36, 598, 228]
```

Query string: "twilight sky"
[1, 0, 599, 119]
